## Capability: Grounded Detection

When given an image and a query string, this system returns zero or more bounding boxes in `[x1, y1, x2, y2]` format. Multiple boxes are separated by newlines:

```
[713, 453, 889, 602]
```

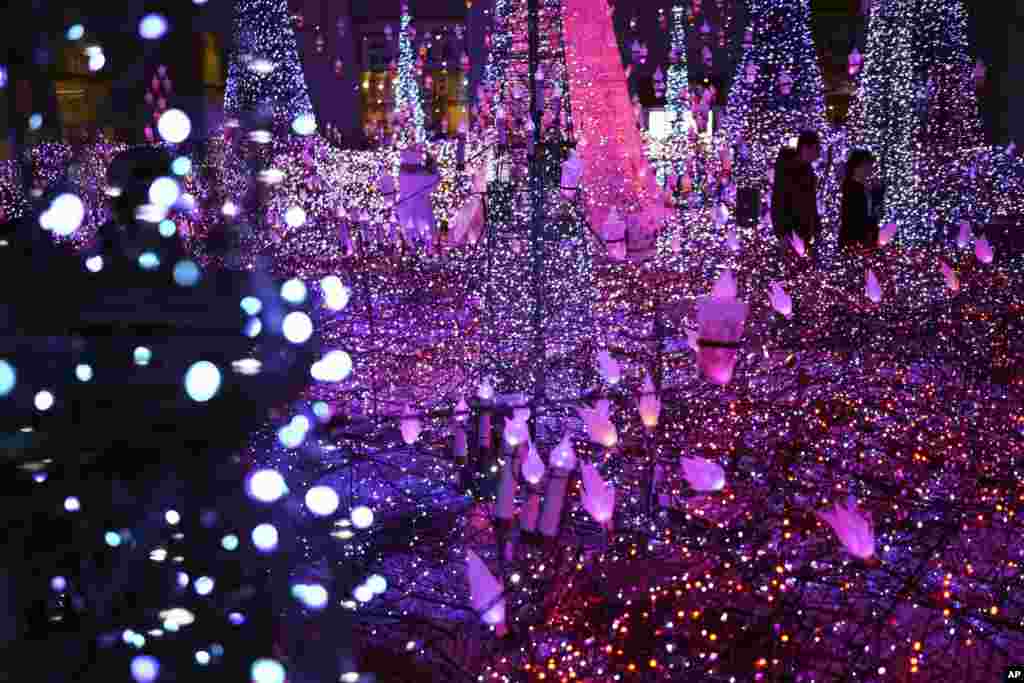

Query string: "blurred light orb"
[158, 219, 177, 237]
[341, 673, 360, 683]
[47, 193, 85, 236]
[294, 583, 329, 609]
[284, 206, 307, 228]
[0, 66, 6, 88]
[305, 485, 340, 517]
[139, 13, 168, 40]
[221, 534, 239, 551]
[310, 350, 352, 382]
[176, 571, 189, 588]
[105, 531, 122, 547]
[251, 523, 279, 552]
[85, 255, 104, 272]
[51, 575, 67, 592]
[149, 177, 180, 207]
[320, 275, 351, 311]
[195, 651, 210, 666]
[353, 584, 374, 603]
[240, 296, 262, 316]
[171, 156, 192, 176]
[34, 390, 54, 411]
[29, 113, 42, 130]
[135, 204, 167, 223]
[366, 574, 387, 594]
[165, 509, 180, 525]
[282, 312, 313, 344]
[138, 251, 160, 270]
[228, 612, 245, 625]
[244, 318, 262, 338]
[133, 346, 152, 366]
[66, 24, 85, 40]
[221, 200, 239, 217]
[291, 114, 317, 136]
[75, 363, 93, 382]
[88, 51, 106, 72]
[280, 278, 307, 304]
[0, 360, 15, 396]
[184, 361, 221, 402]
[64, 495, 81, 512]
[350, 505, 374, 529]
[312, 401, 331, 420]
[130, 655, 160, 683]
[251, 659, 286, 683]
[173, 260, 200, 287]
[248, 59, 276, 75]
[247, 469, 288, 502]
[157, 109, 191, 144]
[194, 576, 214, 596]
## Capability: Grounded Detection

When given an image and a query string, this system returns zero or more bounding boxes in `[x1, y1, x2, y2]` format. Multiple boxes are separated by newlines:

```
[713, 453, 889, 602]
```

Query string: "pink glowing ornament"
[818, 497, 875, 560]
[580, 462, 615, 527]
[975, 236, 994, 264]
[596, 350, 621, 385]
[726, 226, 740, 252]
[604, 209, 627, 261]
[400, 404, 423, 445]
[878, 222, 897, 246]
[577, 399, 617, 448]
[789, 232, 806, 257]
[696, 270, 748, 386]
[503, 415, 530, 447]
[653, 67, 665, 97]
[521, 442, 546, 485]
[956, 220, 971, 248]
[974, 58, 986, 88]
[701, 45, 713, 67]
[466, 549, 507, 634]
[637, 372, 660, 430]
[865, 269, 882, 303]
[939, 259, 960, 292]
[767, 281, 793, 318]
[847, 48, 862, 77]
[549, 433, 577, 471]
[680, 456, 725, 492]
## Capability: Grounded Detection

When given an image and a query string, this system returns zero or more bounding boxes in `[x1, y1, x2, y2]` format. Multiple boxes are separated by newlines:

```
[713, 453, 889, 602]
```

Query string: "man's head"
[796, 130, 822, 164]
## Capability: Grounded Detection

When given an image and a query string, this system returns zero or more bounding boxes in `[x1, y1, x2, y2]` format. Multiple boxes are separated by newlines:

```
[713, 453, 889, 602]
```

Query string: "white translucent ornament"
[580, 462, 615, 525]
[864, 269, 882, 303]
[939, 259, 959, 292]
[399, 404, 423, 445]
[681, 456, 726, 492]
[596, 350, 621, 385]
[466, 549, 506, 632]
[637, 372, 660, 429]
[577, 399, 617, 448]
[975, 237, 994, 264]
[768, 281, 793, 318]
[549, 433, 577, 470]
[789, 232, 806, 257]
[818, 497, 875, 560]
[521, 442, 546, 485]
[157, 109, 191, 144]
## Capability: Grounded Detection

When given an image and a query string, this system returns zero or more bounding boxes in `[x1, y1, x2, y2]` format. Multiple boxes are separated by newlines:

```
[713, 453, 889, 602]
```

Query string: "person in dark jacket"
[773, 131, 823, 254]
[839, 149, 881, 251]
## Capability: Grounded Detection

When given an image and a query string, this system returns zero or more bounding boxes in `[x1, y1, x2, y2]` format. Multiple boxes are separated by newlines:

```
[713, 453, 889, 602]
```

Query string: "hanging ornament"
[314, 30, 326, 56]
[384, 24, 393, 42]
[293, 12, 304, 30]
[699, 18, 712, 35]
[717, 28, 726, 48]
[702, 45, 712, 67]
[461, 51, 470, 71]
[974, 58, 987, 88]
[848, 48, 863, 77]
[744, 62, 758, 85]
[742, 28, 753, 51]
[337, 17, 347, 39]
[653, 66, 665, 97]
[334, 58, 344, 77]
[659, 9, 668, 30]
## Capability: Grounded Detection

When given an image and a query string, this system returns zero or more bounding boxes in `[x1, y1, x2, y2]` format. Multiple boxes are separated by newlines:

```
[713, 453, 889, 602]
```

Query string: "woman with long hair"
[840, 149, 881, 251]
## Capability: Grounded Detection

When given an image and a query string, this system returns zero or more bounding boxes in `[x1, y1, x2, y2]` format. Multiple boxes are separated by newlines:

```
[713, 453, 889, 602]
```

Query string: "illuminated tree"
[394, 2, 426, 145]
[724, 0, 827, 195]
[223, 0, 315, 129]
[666, 5, 690, 139]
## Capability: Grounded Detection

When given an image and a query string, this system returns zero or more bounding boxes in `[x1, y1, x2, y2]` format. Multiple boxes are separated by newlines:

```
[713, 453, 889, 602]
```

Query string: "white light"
[222, 200, 239, 217]
[366, 574, 387, 594]
[277, 422, 306, 449]
[305, 486, 340, 517]
[247, 469, 288, 503]
[320, 276, 351, 311]
[184, 361, 222, 402]
[282, 312, 313, 344]
[353, 584, 374, 603]
[341, 673, 360, 683]
[0, 360, 15, 396]
[176, 571, 189, 588]
[46, 193, 85, 236]
[149, 177, 181, 208]
[85, 255, 104, 272]
[75, 363, 93, 382]
[249, 130, 272, 144]
[251, 523, 279, 552]
[291, 114, 317, 136]
[138, 251, 160, 270]
[51, 575, 67, 592]
[0, 67, 6, 89]
[280, 278, 307, 304]
[251, 659, 286, 683]
[133, 346, 152, 366]
[284, 206, 307, 228]
[66, 24, 85, 40]
[64, 496, 81, 512]
[248, 59, 277, 75]
[171, 157, 191, 176]
[350, 505, 374, 529]
[231, 358, 262, 375]
[135, 204, 167, 223]
[258, 168, 284, 184]
[165, 509, 180, 525]
[88, 52, 106, 72]
[173, 260, 200, 287]
[159, 607, 195, 628]
[195, 651, 211, 666]
[139, 13, 168, 40]
[157, 109, 191, 144]
[194, 575, 214, 596]
[158, 220, 177, 237]
[130, 655, 160, 683]
[28, 114, 42, 130]
[34, 390, 54, 411]
[221, 534, 239, 551]
[244, 318, 262, 338]
[310, 350, 353, 382]
[295, 583, 329, 609]
[240, 296, 262, 316]
[105, 531, 122, 547]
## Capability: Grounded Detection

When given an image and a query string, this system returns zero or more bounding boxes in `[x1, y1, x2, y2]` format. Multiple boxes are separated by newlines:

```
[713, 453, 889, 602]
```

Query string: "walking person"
[839, 149, 881, 252]
[774, 131, 823, 258]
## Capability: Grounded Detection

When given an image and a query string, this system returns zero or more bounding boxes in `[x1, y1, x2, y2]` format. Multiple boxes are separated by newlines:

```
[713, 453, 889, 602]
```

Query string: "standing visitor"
[839, 149, 881, 252]
[774, 131, 823, 256]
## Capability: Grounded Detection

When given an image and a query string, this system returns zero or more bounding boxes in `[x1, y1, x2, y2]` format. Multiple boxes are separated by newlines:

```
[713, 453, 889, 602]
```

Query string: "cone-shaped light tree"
[666, 4, 690, 139]
[223, 0, 314, 130]
[724, 0, 827, 195]
[394, 1, 427, 145]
